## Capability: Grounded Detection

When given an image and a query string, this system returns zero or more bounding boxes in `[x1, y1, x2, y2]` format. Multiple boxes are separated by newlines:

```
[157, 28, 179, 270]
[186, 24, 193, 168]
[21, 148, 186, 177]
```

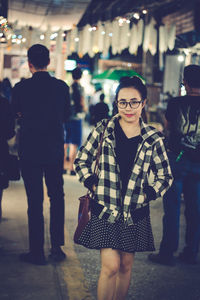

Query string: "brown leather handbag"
[73, 119, 109, 243]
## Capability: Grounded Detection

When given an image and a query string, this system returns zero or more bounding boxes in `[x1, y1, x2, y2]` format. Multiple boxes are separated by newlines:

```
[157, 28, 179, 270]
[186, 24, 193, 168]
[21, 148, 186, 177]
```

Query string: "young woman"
[74, 76, 173, 300]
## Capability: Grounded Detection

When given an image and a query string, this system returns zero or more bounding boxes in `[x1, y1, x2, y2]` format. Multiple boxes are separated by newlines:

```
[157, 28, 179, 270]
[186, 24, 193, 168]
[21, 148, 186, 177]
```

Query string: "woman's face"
[117, 87, 146, 124]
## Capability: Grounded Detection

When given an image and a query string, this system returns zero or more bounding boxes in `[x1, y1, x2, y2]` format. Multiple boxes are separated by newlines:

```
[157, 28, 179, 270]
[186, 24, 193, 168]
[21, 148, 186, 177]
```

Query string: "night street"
[0, 174, 199, 300]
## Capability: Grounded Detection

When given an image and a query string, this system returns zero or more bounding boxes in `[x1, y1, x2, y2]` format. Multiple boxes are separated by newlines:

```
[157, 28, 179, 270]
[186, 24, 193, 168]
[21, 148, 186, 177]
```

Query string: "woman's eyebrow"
[118, 98, 140, 101]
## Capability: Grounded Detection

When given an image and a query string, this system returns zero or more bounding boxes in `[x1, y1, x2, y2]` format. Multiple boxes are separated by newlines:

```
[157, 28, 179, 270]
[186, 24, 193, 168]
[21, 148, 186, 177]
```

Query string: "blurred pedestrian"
[0, 93, 15, 221]
[93, 93, 109, 125]
[89, 84, 103, 125]
[148, 64, 200, 266]
[74, 76, 173, 300]
[1, 78, 12, 103]
[91, 83, 103, 106]
[63, 67, 86, 175]
[12, 44, 70, 265]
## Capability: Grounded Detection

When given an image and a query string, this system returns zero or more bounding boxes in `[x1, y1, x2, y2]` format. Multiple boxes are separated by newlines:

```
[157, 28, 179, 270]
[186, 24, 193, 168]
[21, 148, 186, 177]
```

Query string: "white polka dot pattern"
[76, 213, 155, 253]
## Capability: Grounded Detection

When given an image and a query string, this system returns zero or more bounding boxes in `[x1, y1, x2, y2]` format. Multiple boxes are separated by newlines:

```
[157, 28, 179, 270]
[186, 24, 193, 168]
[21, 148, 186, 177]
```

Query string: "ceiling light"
[50, 33, 58, 39]
[83, 70, 89, 75]
[178, 55, 184, 62]
[133, 13, 140, 19]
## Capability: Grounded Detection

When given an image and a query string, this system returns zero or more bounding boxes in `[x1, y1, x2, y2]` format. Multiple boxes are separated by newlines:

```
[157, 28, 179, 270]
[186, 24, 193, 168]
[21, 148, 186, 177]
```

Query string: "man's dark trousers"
[21, 161, 64, 255]
[159, 152, 200, 260]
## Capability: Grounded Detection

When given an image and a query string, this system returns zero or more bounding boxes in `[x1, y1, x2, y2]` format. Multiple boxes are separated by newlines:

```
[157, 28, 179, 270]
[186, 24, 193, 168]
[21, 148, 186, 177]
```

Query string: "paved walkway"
[0, 174, 200, 300]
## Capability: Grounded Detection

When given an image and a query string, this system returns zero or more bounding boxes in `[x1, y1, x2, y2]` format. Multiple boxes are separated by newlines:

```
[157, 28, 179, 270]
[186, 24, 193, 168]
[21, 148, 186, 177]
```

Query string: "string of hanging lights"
[0, 6, 177, 58]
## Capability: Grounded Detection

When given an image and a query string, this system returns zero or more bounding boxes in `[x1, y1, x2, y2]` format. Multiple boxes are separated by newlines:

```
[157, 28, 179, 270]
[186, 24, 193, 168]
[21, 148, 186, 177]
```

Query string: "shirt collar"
[32, 71, 50, 78]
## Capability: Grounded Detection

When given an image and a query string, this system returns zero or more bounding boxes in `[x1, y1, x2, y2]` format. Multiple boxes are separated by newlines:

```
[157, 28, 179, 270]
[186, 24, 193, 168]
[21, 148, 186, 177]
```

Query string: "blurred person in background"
[1, 78, 12, 103]
[63, 67, 86, 175]
[0, 89, 15, 222]
[12, 44, 70, 265]
[93, 92, 109, 125]
[148, 64, 200, 266]
[89, 83, 103, 125]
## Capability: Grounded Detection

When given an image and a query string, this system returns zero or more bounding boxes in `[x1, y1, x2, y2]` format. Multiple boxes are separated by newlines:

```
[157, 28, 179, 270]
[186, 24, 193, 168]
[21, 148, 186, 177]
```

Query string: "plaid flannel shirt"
[74, 114, 173, 225]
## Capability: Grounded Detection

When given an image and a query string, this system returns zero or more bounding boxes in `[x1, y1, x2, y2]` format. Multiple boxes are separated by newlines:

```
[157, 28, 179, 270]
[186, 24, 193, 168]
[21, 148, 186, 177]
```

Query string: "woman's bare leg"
[113, 251, 135, 300]
[97, 248, 120, 300]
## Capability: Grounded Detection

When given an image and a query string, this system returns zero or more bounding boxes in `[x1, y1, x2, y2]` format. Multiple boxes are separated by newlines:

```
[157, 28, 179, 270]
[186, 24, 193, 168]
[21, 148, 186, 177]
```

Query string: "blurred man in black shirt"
[93, 92, 109, 125]
[12, 44, 70, 265]
[149, 64, 200, 266]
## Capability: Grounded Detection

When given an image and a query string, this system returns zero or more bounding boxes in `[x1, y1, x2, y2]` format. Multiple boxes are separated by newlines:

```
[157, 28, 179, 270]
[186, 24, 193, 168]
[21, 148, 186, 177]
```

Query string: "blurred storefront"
[1, 0, 200, 126]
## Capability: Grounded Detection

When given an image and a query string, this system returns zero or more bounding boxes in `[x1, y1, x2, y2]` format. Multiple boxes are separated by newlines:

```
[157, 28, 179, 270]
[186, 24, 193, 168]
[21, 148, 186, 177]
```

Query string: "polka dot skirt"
[76, 212, 155, 253]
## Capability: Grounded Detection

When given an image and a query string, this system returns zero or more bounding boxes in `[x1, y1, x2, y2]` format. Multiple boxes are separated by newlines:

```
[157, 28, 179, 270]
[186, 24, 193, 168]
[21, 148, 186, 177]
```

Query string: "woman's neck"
[119, 119, 141, 138]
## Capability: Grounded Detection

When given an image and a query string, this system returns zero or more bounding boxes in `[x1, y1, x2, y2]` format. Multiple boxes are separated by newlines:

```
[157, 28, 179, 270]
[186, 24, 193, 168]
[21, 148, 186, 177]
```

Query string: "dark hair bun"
[116, 75, 147, 100]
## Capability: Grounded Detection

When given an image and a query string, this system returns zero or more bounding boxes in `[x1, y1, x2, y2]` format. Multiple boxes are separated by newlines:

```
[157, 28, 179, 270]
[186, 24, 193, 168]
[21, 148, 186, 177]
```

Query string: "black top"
[115, 120, 142, 198]
[70, 82, 83, 119]
[11, 72, 70, 164]
[165, 95, 200, 162]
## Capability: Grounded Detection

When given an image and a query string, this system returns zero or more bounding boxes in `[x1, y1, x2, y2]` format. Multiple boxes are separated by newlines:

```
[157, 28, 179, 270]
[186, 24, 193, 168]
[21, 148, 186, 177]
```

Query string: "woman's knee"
[100, 249, 120, 278]
[119, 253, 134, 274]
[101, 261, 119, 278]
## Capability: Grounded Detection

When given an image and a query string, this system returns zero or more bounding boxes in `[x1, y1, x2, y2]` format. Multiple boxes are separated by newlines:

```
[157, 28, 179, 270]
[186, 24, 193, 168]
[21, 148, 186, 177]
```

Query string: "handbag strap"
[93, 119, 110, 176]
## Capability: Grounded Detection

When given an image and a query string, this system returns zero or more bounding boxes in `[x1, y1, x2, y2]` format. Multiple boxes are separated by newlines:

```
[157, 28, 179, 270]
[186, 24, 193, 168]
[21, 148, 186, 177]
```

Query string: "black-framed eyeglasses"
[116, 100, 143, 109]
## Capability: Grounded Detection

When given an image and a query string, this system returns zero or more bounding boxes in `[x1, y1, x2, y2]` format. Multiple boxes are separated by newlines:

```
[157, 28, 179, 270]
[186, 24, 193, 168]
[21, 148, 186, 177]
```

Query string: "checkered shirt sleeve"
[74, 125, 100, 183]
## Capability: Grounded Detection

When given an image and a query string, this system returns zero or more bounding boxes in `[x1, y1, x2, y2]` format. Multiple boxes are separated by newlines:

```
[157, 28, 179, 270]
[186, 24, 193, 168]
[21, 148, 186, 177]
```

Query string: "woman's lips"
[125, 114, 134, 117]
